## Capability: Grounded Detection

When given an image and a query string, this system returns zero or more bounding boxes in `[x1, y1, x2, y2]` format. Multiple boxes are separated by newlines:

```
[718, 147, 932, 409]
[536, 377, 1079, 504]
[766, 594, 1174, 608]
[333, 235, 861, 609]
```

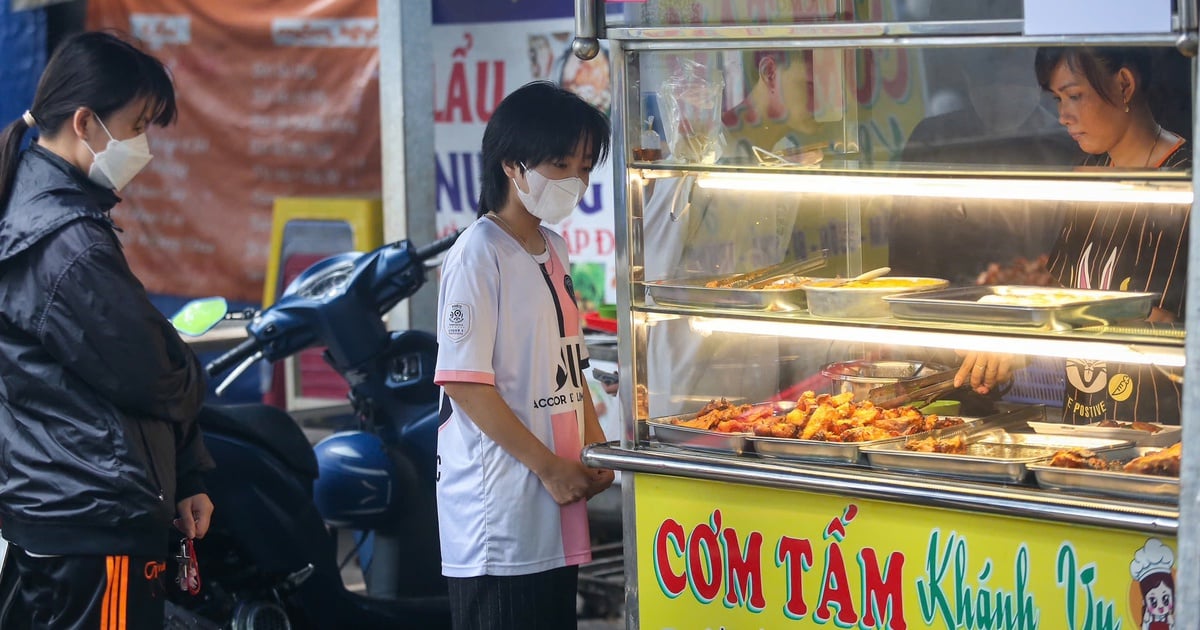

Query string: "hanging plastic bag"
[658, 57, 725, 164]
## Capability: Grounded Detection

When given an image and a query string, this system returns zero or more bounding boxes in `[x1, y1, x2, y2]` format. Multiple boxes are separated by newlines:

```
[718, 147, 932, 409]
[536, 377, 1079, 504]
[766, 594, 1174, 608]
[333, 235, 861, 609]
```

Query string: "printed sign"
[432, 17, 618, 307]
[636, 474, 1177, 630]
[87, 1, 381, 302]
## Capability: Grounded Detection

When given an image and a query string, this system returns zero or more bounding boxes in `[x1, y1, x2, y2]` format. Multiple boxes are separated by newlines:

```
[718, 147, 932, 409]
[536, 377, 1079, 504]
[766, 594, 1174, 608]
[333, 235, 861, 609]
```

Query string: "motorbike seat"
[197, 404, 319, 479]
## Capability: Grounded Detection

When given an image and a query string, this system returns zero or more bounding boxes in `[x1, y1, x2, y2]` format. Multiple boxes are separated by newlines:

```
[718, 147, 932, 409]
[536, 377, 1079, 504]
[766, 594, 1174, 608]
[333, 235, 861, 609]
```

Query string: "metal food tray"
[647, 419, 751, 455]
[747, 417, 979, 465]
[860, 433, 1132, 484]
[884, 285, 1156, 330]
[1027, 421, 1181, 447]
[1028, 447, 1179, 503]
[644, 277, 811, 311]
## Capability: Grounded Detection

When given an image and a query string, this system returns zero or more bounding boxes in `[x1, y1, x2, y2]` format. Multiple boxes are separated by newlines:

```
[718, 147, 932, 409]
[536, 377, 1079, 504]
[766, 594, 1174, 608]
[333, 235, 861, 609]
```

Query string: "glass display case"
[577, 1, 1199, 628]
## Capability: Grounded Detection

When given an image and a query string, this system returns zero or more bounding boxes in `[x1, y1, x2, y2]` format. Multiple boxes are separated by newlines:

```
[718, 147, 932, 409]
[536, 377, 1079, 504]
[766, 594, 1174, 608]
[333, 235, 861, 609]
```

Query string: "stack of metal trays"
[644, 277, 813, 311]
[862, 432, 1132, 484]
[1028, 447, 1180, 504]
[1026, 421, 1181, 447]
[884, 286, 1156, 330]
[644, 250, 829, 311]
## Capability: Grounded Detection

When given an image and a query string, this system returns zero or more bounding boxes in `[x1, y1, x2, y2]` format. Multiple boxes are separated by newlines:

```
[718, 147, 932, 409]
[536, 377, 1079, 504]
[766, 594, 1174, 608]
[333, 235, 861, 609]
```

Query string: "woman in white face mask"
[433, 81, 612, 630]
[0, 31, 214, 629]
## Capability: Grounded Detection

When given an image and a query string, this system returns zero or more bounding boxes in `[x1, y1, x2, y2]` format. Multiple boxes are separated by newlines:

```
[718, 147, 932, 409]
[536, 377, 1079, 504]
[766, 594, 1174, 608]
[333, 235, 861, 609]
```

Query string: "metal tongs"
[725, 249, 830, 289]
[912, 405, 1047, 448]
[866, 368, 960, 409]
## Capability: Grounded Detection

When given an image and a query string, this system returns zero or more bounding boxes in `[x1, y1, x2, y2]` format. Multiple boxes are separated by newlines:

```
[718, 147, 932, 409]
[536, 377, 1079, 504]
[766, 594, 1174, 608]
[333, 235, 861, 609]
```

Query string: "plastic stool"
[262, 197, 383, 420]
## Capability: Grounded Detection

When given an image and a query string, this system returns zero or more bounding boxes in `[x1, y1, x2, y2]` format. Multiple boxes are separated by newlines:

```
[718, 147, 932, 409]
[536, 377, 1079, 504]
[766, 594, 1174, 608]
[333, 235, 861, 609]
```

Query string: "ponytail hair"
[0, 115, 34, 212]
[0, 30, 176, 210]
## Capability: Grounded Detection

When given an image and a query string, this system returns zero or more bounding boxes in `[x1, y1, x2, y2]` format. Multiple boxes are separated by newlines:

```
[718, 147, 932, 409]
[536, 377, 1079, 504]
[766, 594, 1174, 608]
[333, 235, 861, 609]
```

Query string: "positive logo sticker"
[445, 303, 471, 342]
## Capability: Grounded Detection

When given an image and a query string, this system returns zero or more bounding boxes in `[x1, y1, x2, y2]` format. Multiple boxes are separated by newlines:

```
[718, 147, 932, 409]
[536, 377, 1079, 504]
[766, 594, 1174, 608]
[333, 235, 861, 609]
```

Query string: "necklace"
[1144, 124, 1163, 168]
[487, 212, 552, 273]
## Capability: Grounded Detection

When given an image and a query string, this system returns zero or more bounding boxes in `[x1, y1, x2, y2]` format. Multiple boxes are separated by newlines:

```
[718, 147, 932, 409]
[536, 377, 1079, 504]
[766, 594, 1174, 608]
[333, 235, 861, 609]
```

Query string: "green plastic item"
[917, 399, 962, 416]
[171, 297, 229, 336]
[597, 303, 618, 319]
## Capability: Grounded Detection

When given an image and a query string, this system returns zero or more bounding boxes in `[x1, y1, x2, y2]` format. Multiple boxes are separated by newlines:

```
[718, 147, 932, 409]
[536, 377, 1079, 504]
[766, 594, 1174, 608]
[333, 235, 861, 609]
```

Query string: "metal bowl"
[804, 277, 949, 318]
[820, 359, 950, 400]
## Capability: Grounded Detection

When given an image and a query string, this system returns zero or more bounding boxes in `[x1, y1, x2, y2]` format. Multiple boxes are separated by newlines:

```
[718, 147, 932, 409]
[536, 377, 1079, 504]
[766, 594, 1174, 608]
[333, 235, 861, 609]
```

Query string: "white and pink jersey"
[434, 217, 591, 578]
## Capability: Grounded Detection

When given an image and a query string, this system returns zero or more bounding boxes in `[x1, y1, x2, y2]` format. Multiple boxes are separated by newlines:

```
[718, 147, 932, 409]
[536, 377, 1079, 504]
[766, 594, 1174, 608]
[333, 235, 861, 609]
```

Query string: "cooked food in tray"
[769, 391, 965, 442]
[1095, 419, 1162, 433]
[660, 390, 964, 442]
[1048, 443, 1182, 477]
[808, 277, 946, 290]
[904, 434, 967, 454]
[703, 274, 815, 290]
[668, 398, 775, 434]
[975, 288, 1126, 306]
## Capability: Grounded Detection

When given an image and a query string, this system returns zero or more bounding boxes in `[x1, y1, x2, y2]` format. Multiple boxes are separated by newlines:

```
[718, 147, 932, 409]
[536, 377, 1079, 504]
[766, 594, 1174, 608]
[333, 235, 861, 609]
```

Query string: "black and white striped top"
[1047, 140, 1191, 424]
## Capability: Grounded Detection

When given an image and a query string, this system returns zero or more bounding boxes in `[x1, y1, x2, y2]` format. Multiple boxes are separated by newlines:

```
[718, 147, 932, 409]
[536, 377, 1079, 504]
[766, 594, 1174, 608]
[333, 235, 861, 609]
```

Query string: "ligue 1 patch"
[445, 303, 472, 342]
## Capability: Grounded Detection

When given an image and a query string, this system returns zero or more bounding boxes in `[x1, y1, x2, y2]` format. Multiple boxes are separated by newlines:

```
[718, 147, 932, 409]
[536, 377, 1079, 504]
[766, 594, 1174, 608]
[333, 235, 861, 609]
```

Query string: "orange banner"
[87, 1, 381, 302]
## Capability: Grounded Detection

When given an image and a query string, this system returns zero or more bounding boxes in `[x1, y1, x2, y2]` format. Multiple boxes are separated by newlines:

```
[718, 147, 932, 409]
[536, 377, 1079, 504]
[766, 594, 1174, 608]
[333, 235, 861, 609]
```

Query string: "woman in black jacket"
[0, 31, 213, 628]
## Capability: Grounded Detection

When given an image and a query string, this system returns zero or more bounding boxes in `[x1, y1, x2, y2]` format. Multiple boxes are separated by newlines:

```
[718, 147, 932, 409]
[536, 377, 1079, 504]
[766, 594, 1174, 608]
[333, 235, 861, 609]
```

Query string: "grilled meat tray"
[884, 285, 1156, 330]
[861, 427, 1130, 484]
[1028, 447, 1179, 503]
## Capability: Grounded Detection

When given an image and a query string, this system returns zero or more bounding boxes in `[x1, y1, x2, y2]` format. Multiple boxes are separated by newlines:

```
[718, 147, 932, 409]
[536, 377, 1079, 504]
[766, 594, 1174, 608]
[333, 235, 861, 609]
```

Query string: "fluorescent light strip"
[687, 317, 1184, 367]
[695, 172, 1193, 205]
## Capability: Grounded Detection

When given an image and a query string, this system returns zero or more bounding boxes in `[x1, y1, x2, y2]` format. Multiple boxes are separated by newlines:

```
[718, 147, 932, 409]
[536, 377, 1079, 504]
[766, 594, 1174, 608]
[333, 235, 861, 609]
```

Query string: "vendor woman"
[958, 46, 1190, 424]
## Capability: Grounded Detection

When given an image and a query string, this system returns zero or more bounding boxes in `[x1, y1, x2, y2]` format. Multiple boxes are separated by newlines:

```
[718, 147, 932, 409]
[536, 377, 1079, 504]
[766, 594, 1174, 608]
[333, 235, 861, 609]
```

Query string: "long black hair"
[0, 30, 176, 209]
[477, 81, 610, 218]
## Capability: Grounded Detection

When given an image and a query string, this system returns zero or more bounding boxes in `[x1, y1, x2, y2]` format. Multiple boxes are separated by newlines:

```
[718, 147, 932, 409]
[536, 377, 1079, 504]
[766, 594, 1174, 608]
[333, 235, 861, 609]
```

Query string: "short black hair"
[1034, 46, 1151, 107]
[477, 81, 610, 217]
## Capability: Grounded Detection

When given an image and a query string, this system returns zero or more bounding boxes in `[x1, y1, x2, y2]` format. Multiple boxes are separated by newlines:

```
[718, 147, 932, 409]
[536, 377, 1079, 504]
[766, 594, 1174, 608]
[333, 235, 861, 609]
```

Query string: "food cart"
[572, 0, 1199, 627]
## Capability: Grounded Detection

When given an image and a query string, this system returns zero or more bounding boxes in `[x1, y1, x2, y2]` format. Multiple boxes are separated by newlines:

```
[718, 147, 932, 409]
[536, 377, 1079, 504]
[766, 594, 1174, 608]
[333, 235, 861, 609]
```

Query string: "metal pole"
[1175, 47, 1200, 630]
[378, 0, 436, 333]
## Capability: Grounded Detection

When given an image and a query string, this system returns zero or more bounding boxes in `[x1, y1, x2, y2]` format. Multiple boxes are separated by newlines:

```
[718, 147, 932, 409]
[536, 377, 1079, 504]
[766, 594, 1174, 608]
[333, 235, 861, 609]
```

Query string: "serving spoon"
[823, 266, 891, 288]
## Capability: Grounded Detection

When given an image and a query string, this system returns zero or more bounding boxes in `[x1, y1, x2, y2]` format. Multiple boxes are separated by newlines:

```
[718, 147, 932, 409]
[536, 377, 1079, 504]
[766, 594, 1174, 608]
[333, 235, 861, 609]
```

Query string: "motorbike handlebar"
[206, 337, 259, 377]
[414, 230, 462, 262]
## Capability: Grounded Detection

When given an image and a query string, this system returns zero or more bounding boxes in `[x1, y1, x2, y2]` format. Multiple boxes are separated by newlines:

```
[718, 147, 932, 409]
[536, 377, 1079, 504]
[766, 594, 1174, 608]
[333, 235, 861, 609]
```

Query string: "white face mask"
[513, 163, 585, 224]
[83, 114, 153, 192]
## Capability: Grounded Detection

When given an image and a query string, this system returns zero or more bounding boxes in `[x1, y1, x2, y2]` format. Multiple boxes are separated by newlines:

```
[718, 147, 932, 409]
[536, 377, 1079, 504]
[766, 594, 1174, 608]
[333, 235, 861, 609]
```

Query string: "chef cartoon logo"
[1066, 359, 1108, 394]
[1129, 538, 1175, 630]
[445, 303, 471, 342]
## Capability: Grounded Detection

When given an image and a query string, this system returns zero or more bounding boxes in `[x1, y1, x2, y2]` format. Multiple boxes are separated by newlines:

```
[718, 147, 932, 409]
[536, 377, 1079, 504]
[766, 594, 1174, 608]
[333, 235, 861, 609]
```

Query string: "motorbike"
[160, 231, 460, 629]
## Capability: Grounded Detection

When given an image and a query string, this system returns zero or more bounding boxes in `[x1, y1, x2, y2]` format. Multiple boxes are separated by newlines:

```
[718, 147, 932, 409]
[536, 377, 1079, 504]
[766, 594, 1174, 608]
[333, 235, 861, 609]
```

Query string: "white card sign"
[1024, 0, 1172, 36]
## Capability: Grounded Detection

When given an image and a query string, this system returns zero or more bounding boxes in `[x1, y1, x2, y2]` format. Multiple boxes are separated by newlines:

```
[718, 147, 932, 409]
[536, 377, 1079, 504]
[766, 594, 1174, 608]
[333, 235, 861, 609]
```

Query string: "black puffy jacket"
[0, 145, 212, 557]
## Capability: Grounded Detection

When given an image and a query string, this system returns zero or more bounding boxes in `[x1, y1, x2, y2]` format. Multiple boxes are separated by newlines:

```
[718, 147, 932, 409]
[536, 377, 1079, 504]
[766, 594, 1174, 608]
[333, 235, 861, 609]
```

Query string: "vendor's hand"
[174, 493, 214, 539]
[954, 351, 1016, 395]
[586, 467, 615, 500]
[536, 457, 594, 505]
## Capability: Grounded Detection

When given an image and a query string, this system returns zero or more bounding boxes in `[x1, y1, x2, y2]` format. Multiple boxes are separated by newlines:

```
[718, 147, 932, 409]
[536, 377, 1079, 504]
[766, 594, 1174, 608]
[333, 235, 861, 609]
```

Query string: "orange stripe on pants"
[103, 555, 128, 630]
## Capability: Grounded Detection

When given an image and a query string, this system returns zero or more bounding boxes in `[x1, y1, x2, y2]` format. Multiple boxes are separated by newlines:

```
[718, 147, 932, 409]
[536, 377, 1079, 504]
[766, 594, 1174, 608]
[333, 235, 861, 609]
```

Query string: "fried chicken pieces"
[904, 434, 968, 454]
[672, 391, 964, 442]
[1049, 442, 1182, 477]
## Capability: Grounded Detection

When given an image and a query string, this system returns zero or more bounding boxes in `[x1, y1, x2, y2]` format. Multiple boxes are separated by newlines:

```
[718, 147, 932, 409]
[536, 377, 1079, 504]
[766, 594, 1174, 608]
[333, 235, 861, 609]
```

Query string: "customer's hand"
[175, 493, 214, 539]
[586, 468, 615, 500]
[954, 351, 1016, 395]
[536, 457, 595, 505]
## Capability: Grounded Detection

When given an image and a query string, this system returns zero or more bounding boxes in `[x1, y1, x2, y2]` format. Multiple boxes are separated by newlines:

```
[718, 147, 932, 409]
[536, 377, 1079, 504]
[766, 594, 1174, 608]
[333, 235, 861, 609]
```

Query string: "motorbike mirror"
[171, 297, 229, 336]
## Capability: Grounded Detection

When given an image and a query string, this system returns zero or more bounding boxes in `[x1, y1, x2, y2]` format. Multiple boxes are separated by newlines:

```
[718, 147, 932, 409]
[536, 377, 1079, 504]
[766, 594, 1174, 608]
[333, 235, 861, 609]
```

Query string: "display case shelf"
[632, 303, 1184, 366]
